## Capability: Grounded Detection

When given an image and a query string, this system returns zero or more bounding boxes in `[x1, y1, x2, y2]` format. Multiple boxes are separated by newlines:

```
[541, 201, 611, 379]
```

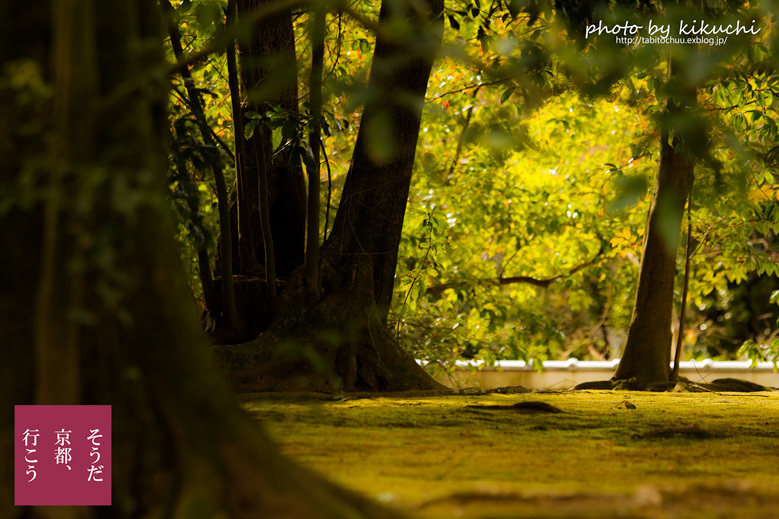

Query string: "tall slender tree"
[614, 88, 697, 386]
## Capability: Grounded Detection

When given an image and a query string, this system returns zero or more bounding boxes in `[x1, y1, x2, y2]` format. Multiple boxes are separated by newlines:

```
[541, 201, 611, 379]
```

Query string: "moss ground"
[243, 390, 779, 518]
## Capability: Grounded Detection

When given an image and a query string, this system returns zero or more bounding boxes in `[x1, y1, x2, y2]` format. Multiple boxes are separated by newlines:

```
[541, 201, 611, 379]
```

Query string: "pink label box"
[15, 405, 111, 506]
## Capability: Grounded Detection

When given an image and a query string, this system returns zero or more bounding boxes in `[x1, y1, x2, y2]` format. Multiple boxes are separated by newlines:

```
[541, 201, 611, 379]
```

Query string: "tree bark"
[615, 110, 695, 385]
[323, 0, 445, 321]
[0, 3, 402, 517]
[312, 0, 445, 388]
[303, 4, 326, 292]
[233, 0, 306, 278]
[226, 0, 259, 273]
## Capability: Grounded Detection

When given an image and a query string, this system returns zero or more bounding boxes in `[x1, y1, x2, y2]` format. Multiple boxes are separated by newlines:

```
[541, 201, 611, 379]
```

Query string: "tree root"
[574, 377, 775, 392]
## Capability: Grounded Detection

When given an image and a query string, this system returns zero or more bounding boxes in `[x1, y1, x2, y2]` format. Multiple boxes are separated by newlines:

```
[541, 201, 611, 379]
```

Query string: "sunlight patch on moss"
[248, 391, 779, 517]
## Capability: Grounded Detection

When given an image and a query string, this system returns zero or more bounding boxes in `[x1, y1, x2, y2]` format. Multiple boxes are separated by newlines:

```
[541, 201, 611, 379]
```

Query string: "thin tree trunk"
[161, 0, 243, 341]
[615, 101, 696, 384]
[447, 85, 481, 181]
[170, 136, 219, 312]
[227, 0, 259, 272]
[672, 189, 694, 380]
[303, 5, 326, 291]
[257, 136, 277, 304]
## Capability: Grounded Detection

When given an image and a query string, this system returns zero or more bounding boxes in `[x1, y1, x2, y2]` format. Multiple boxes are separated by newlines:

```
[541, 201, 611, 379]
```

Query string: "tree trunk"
[615, 113, 695, 385]
[314, 0, 446, 389]
[0, 3, 402, 517]
[161, 0, 244, 342]
[303, 4, 326, 292]
[232, 0, 307, 278]
[169, 135, 219, 313]
[323, 0, 445, 320]
[213, 0, 447, 392]
[226, 0, 259, 273]
[209, 0, 304, 342]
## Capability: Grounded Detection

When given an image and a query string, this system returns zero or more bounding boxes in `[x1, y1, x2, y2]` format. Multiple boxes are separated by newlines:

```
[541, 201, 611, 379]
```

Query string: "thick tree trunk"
[217, 259, 444, 391]
[213, 0, 447, 391]
[0, 5, 51, 509]
[323, 0, 445, 320]
[0, 3, 402, 517]
[615, 125, 695, 385]
[314, 0, 444, 388]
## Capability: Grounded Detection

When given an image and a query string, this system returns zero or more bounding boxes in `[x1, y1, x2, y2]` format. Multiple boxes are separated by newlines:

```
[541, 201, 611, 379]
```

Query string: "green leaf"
[300, 141, 316, 172]
[748, 110, 762, 123]
[244, 119, 259, 140]
[271, 127, 283, 150]
[500, 87, 515, 103]
[289, 146, 302, 168]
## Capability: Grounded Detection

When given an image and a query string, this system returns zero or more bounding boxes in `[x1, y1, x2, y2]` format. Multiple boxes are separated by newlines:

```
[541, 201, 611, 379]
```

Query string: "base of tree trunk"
[207, 276, 277, 345]
[574, 377, 773, 392]
[213, 310, 446, 392]
[211, 257, 447, 392]
[211, 273, 444, 391]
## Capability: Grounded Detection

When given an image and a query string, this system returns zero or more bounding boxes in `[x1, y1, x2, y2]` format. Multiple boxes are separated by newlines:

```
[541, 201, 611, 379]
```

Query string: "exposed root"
[574, 377, 775, 393]
[212, 309, 445, 392]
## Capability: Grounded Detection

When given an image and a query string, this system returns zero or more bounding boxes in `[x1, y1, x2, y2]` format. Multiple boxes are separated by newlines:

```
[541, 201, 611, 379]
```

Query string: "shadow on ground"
[244, 388, 779, 519]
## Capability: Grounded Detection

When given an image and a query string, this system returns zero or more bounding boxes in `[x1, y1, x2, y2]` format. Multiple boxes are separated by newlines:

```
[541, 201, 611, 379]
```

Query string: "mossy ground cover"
[244, 390, 779, 518]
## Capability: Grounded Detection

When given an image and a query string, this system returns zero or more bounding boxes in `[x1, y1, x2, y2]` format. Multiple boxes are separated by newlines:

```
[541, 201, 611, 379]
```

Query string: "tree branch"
[426, 245, 604, 295]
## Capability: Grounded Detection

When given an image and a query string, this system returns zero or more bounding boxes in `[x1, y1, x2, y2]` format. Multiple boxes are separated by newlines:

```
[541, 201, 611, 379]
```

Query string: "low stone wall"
[433, 360, 779, 390]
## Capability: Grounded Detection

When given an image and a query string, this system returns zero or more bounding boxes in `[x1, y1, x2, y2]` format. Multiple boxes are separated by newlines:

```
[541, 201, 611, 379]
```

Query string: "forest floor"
[244, 390, 779, 519]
